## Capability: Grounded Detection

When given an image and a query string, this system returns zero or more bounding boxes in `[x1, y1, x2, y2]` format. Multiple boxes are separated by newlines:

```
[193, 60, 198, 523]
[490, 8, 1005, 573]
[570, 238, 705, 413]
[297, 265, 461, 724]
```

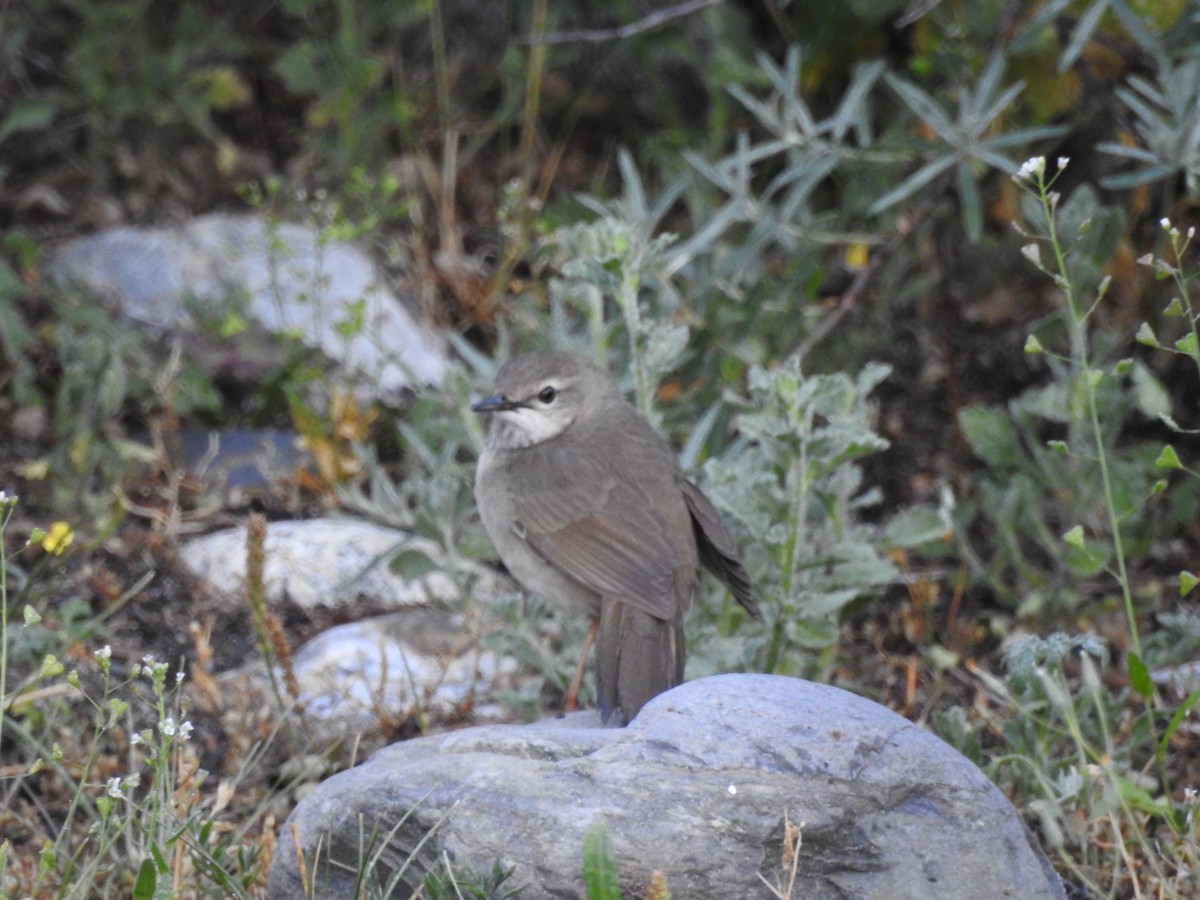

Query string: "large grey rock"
[267, 674, 1063, 899]
[48, 213, 448, 401]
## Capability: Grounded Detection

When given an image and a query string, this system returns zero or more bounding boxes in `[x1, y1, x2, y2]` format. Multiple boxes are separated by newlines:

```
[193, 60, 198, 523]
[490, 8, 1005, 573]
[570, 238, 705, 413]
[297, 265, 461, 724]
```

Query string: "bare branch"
[519, 0, 724, 46]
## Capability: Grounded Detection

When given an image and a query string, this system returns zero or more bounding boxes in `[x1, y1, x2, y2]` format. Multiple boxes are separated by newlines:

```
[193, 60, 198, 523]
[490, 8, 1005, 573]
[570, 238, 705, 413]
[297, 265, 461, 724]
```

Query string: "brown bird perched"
[472, 349, 757, 724]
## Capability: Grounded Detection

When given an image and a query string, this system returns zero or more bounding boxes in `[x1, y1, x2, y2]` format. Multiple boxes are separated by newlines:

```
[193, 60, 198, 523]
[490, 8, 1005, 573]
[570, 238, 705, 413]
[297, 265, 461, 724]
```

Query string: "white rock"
[48, 213, 448, 401]
[287, 611, 517, 722]
[180, 518, 496, 612]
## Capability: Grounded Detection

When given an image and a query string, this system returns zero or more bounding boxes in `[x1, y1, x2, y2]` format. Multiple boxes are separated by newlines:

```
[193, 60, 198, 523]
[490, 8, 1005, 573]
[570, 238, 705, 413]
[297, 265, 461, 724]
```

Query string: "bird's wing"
[508, 443, 691, 620]
[678, 476, 759, 618]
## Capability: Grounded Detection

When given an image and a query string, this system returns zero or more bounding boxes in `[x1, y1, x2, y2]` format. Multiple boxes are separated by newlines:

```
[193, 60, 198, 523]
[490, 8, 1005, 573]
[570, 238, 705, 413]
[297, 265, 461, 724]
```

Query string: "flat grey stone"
[267, 673, 1063, 899]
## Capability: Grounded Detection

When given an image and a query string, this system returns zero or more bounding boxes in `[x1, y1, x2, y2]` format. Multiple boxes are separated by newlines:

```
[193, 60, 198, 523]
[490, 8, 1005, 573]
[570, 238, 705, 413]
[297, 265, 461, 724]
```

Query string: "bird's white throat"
[486, 407, 571, 449]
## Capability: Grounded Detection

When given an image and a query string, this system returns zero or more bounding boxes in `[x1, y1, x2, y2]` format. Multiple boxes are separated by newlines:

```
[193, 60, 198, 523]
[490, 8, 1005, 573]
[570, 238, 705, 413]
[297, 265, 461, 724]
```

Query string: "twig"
[518, 0, 723, 46]
[794, 191, 939, 363]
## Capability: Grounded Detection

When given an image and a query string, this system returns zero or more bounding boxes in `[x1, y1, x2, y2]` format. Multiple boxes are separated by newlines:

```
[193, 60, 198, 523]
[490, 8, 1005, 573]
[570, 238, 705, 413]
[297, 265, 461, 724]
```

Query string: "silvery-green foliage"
[698, 356, 897, 674]
[1004, 632, 1109, 696]
[338, 359, 496, 584]
[543, 174, 693, 425]
[874, 55, 1067, 242]
[1099, 57, 1200, 191]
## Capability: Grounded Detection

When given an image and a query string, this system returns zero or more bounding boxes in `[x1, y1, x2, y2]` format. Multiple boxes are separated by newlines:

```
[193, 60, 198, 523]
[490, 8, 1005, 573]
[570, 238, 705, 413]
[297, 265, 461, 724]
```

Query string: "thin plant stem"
[1035, 172, 1140, 657]
[0, 494, 13, 753]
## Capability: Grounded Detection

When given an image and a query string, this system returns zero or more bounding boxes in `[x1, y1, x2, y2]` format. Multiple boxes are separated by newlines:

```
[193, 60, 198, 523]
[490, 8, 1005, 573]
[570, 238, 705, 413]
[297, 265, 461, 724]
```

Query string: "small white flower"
[1016, 157, 1045, 182]
[1189, 227, 1196, 239]
[106, 777, 124, 799]
[176, 671, 185, 685]
[1056, 157, 1070, 170]
[161, 717, 177, 738]
[140, 656, 169, 682]
[95, 645, 112, 661]
[179, 721, 194, 742]
[131, 733, 143, 746]
[1160, 217, 1172, 229]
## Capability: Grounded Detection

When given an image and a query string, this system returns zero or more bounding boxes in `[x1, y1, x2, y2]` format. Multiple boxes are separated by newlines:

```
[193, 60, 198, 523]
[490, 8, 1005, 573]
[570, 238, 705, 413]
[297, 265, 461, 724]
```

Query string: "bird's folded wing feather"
[509, 445, 685, 620]
[678, 477, 759, 618]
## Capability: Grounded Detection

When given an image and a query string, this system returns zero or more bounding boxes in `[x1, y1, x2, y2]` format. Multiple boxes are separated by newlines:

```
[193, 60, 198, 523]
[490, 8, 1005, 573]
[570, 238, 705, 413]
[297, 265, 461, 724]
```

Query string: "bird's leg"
[564, 617, 598, 712]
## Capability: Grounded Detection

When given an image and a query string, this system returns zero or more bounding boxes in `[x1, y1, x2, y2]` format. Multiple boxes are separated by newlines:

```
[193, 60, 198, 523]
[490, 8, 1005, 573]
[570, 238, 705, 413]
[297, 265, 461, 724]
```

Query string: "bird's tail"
[597, 600, 684, 726]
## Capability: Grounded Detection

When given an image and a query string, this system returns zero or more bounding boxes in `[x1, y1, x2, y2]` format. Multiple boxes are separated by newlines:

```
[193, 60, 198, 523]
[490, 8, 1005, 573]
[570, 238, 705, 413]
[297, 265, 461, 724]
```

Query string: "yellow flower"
[844, 241, 869, 270]
[42, 521, 74, 556]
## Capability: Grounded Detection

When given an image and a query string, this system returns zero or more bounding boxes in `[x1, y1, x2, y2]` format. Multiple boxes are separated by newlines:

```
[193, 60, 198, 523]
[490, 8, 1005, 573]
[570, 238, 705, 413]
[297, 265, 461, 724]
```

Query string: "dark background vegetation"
[1, 0, 1199, 896]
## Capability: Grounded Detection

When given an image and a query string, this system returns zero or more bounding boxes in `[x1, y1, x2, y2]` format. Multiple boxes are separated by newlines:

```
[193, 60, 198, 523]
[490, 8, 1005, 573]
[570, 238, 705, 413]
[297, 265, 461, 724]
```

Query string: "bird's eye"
[537, 386, 557, 404]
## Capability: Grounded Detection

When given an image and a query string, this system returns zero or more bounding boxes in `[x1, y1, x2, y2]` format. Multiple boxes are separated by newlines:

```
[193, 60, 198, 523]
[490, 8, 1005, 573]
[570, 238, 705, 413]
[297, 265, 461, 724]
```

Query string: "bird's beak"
[471, 394, 521, 413]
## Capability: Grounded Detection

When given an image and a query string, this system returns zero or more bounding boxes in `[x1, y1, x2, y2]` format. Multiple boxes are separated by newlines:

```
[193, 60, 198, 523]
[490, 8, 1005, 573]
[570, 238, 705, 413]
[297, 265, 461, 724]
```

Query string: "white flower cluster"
[160, 717, 194, 742]
[105, 773, 141, 800]
[1013, 156, 1070, 184]
[1160, 217, 1196, 241]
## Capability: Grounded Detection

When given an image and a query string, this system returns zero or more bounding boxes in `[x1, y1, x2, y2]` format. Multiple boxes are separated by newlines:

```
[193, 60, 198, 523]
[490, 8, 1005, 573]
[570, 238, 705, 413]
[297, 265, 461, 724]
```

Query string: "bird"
[471, 349, 757, 725]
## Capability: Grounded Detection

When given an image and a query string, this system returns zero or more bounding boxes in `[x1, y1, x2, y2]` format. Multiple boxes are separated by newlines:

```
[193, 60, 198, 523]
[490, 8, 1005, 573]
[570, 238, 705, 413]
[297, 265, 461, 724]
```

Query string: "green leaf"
[0, 98, 57, 144]
[784, 616, 840, 650]
[882, 506, 948, 548]
[958, 406, 1021, 466]
[1181, 571, 1199, 597]
[1016, 382, 1073, 423]
[37, 843, 56, 877]
[1155, 445, 1181, 470]
[273, 43, 323, 94]
[38, 654, 64, 679]
[389, 548, 440, 579]
[1062, 525, 1085, 549]
[1127, 652, 1152, 699]
[132, 859, 158, 900]
[1131, 363, 1171, 419]
[1114, 771, 1172, 817]
[1065, 542, 1108, 578]
[192, 66, 252, 110]
[1135, 322, 1159, 347]
[1157, 688, 1200, 770]
[582, 823, 621, 900]
[149, 841, 169, 874]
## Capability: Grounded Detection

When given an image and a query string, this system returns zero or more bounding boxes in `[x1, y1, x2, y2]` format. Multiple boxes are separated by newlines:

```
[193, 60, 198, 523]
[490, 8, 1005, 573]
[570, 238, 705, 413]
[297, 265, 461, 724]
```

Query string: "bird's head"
[472, 350, 617, 449]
